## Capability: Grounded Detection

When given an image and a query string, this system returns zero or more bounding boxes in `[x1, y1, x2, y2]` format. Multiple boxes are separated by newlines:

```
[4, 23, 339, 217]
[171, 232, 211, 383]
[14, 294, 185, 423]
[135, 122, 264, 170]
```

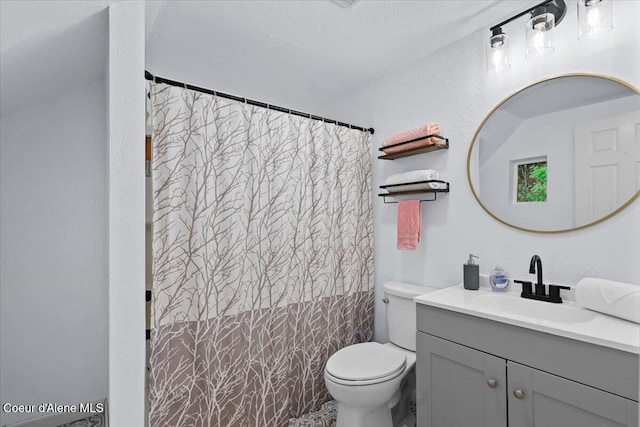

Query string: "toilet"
[324, 281, 438, 427]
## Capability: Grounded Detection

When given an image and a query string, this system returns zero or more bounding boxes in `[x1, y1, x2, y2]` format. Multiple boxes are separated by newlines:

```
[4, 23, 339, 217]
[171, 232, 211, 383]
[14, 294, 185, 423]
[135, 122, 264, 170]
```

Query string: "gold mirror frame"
[467, 73, 640, 234]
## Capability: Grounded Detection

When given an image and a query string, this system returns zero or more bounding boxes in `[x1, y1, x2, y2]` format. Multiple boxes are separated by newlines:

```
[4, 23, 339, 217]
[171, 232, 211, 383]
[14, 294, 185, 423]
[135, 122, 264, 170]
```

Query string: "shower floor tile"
[289, 398, 417, 427]
[288, 400, 337, 427]
[58, 414, 105, 427]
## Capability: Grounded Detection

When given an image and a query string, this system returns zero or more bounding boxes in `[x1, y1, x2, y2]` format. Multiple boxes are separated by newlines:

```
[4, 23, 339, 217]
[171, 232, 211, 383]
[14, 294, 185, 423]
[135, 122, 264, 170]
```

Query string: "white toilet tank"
[384, 281, 439, 351]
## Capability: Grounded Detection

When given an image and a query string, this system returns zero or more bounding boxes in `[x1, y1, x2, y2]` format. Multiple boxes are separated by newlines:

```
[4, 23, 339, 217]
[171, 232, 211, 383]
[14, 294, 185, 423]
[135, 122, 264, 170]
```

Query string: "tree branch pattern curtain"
[148, 83, 374, 427]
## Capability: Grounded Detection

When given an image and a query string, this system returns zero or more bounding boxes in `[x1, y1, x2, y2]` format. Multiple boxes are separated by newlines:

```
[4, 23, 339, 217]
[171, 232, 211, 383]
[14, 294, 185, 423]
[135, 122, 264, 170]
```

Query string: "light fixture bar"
[486, 0, 568, 72]
[489, 0, 567, 34]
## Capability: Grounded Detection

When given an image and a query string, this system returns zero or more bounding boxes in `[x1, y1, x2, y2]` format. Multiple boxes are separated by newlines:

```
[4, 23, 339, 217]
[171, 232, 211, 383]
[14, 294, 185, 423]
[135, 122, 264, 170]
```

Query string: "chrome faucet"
[514, 255, 570, 304]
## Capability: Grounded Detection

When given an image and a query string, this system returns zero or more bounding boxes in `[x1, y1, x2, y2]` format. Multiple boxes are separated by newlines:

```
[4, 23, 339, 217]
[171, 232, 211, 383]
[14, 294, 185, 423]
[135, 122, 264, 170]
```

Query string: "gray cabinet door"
[416, 332, 507, 427]
[508, 361, 639, 427]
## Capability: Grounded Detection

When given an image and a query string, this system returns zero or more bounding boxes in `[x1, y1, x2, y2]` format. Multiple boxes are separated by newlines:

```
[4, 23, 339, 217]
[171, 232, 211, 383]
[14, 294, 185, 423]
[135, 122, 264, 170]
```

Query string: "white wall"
[323, 0, 640, 342]
[0, 19, 108, 118]
[107, 3, 146, 426]
[0, 11, 110, 426]
[0, 79, 109, 426]
[0, 5, 146, 426]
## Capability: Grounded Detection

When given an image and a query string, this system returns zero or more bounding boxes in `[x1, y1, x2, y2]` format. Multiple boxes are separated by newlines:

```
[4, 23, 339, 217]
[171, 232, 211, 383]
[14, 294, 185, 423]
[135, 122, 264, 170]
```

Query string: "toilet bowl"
[324, 342, 416, 427]
[324, 281, 438, 427]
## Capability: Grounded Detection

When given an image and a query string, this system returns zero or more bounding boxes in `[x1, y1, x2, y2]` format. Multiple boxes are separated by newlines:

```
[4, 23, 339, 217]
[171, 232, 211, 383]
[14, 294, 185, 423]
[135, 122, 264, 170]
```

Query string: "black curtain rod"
[145, 71, 374, 135]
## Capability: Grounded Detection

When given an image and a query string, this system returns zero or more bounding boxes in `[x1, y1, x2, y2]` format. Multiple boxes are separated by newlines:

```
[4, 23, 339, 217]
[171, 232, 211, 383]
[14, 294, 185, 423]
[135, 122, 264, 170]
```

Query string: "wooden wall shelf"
[378, 135, 449, 160]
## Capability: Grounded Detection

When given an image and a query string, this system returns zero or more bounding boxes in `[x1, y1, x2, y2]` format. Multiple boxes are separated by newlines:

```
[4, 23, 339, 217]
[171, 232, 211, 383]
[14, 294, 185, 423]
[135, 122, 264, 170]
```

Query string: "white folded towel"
[385, 169, 439, 185]
[575, 278, 640, 323]
[384, 170, 445, 192]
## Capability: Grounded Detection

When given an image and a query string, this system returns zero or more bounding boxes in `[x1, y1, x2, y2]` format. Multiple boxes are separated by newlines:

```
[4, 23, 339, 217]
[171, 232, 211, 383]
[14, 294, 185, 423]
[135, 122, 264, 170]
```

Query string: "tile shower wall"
[322, 0, 640, 342]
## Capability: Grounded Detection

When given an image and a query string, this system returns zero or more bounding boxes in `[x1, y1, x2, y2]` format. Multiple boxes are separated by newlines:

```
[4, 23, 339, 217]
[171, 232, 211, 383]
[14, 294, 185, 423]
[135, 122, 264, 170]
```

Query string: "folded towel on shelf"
[385, 169, 440, 186]
[397, 200, 421, 250]
[382, 123, 443, 154]
[575, 278, 640, 323]
[384, 170, 446, 192]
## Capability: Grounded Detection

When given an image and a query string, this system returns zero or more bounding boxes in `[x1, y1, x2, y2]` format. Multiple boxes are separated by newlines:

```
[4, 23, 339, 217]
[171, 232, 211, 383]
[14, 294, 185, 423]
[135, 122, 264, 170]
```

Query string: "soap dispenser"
[489, 262, 509, 292]
[464, 254, 480, 290]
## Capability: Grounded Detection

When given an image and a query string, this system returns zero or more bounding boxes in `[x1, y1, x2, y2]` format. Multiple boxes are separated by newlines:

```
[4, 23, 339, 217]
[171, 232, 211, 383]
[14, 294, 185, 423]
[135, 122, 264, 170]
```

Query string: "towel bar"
[378, 180, 450, 204]
[380, 193, 439, 204]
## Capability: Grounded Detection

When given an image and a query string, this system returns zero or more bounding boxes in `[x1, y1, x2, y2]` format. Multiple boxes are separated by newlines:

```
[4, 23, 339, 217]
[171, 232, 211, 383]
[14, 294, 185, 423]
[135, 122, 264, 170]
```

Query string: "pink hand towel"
[397, 200, 421, 250]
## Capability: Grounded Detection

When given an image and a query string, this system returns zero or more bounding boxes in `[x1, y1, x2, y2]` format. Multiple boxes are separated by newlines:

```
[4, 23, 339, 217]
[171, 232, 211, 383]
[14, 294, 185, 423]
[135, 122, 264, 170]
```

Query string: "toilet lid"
[325, 342, 406, 382]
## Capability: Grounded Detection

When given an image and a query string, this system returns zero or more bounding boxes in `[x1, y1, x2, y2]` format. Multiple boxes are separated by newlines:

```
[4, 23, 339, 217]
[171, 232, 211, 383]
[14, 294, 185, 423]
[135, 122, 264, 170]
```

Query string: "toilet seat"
[325, 342, 406, 386]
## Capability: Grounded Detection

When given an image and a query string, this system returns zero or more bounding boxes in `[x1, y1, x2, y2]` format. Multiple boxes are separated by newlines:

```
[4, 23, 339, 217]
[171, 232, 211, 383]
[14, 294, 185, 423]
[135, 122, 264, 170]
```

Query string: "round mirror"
[468, 74, 640, 233]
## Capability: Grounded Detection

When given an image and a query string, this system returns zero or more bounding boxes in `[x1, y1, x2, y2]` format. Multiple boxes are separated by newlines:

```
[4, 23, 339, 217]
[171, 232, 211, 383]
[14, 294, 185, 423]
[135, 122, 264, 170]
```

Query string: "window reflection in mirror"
[514, 159, 547, 203]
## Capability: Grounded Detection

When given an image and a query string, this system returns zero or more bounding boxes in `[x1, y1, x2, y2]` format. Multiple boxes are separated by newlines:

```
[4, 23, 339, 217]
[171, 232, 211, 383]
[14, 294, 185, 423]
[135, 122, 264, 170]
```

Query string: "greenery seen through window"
[517, 161, 547, 202]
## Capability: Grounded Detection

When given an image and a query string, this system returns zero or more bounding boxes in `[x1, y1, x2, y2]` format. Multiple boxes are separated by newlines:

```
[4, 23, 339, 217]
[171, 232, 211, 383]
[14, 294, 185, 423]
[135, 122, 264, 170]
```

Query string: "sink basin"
[472, 294, 597, 324]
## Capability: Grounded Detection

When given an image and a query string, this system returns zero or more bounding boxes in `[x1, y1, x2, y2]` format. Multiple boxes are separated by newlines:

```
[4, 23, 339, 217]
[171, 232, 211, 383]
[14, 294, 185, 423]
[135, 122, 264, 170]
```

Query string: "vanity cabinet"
[416, 304, 639, 427]
[417, 333, 506, 427]
[508, 361, 639, 427]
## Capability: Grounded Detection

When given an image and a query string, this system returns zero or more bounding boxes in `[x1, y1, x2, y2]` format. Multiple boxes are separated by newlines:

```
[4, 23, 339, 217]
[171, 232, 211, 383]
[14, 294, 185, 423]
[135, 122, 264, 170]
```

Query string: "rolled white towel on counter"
[575, 278, 640, 323]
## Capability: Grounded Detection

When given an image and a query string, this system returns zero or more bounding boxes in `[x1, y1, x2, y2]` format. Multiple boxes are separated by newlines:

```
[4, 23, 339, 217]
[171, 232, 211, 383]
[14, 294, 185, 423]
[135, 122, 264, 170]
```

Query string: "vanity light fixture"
[486, 28, 511, 73]
[486, 0, 567, 72]
[525, 6, 556, 59]
[577, 0, 613, 40]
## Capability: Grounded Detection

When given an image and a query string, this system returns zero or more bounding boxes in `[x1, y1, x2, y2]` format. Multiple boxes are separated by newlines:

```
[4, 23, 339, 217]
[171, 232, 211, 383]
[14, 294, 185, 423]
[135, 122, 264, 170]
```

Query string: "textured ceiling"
[2, 0, 537, 112]
[145, 0, 535, 111]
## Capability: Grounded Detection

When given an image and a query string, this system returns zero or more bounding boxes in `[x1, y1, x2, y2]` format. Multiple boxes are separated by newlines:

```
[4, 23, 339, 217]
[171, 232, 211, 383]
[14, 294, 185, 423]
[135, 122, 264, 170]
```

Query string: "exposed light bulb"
[533, 30, 545, 51]
[578, 0, 613, 40]
[486, 30, 510, 73]
[525, 12, 555, 59]
[586, 7, 601, 28]
[492, 49, 504, 69]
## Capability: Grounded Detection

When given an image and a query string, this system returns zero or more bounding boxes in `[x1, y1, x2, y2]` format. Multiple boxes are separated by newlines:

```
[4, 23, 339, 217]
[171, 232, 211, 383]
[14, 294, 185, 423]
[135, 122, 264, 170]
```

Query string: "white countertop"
[414, 282, 640, 355]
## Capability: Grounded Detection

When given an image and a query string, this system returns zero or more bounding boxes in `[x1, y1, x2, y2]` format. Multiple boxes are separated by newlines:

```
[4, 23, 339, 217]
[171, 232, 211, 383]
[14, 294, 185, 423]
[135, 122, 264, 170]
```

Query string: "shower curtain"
[148, 83, 374, 427]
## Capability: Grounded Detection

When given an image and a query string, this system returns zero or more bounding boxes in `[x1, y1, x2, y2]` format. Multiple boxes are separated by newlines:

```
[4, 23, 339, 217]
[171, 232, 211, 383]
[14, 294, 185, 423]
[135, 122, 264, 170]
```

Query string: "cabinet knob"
[513, 389, 525, 400]
[487, 379, 497, 389]
[381, 298, 389, 304]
